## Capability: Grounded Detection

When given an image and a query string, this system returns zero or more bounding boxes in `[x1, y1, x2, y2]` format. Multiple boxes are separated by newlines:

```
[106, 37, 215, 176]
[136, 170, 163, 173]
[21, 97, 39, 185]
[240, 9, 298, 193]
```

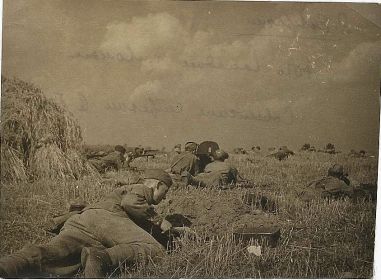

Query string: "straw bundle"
[1, 76, 90, 181]
[66, 149, 99, 178]
[29, 144, 72, 179]
[0, 143, 27, 182]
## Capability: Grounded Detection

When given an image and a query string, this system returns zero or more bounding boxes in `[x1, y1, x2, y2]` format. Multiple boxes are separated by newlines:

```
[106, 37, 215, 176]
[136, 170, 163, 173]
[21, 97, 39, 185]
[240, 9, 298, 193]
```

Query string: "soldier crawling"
[299, 164, 376, 201]
[0, 169, 174, 278]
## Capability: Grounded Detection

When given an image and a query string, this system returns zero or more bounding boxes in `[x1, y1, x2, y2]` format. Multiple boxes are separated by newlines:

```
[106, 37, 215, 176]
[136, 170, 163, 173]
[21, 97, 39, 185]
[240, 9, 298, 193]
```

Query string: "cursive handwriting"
[104, 97, 183, 116]
[248, 12, 363, 36]
[199, 103, 297, 125]
[201, 107, 280, 123]
[69, 51, 133, 63]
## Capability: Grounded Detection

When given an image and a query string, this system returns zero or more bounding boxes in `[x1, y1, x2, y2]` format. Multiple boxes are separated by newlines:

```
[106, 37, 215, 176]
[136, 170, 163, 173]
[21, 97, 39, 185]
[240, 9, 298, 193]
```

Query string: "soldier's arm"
[194, 158, 201, 175]
[119, 187, 162, 224]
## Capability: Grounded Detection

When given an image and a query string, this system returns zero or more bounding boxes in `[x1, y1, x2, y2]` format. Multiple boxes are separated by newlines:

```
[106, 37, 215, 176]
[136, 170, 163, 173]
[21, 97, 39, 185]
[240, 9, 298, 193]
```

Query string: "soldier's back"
[204, 161, 231, 174]
[170, 152, 198, 175]
[310, 176, 353, 198]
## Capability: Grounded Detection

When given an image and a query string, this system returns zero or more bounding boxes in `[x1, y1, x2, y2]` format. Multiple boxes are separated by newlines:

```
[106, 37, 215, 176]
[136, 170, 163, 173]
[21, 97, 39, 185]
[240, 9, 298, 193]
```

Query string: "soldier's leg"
[0, 228, 102, 278]
[80, 210, 165, 278]
[106, 241, 165, 267]
[81, 241, 164, 278]
[0, 210, 106, 279]
[321, 186, 354, 199]
[98, 212, 165, 266]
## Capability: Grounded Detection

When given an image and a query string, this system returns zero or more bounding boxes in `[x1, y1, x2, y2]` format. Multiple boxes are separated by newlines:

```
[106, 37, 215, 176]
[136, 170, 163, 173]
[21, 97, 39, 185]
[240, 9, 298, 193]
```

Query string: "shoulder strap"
[170, 153, 186, 169]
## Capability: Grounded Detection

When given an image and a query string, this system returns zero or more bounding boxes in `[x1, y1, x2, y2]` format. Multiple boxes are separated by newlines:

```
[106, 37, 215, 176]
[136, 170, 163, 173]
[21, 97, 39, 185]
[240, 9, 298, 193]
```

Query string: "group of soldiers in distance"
[233, 142, 371, 161]
[0, 140, 376, 278]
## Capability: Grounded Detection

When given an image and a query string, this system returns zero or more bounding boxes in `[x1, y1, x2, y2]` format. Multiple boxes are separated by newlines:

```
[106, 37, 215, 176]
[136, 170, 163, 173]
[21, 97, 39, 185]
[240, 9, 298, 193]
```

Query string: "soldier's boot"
[0, 245, 41, 278]
[81, 247, 112, 278]
[0, 256, 29, 278]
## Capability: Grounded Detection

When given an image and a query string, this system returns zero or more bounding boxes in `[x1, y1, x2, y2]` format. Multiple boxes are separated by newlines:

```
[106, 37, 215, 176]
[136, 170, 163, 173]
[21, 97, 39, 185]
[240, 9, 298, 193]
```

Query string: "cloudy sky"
[2, 1, 381, 152]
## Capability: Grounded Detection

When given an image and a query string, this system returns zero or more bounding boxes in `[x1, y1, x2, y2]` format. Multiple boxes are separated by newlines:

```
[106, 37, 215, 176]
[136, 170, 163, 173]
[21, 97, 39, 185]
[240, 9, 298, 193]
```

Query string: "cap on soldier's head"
[115, 145, 126, 154]
[143, 169, 173, 187]
[185, 142, 198, 152]
[328, 164, 344, 177]
[174, 144, 181, 149]
[213, 149, 229, 161]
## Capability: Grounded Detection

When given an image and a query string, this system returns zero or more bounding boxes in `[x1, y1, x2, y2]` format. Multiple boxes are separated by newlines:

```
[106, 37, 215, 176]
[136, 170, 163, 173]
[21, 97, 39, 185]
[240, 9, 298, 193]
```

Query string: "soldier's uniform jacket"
[190, 160, 238, 187]
[83, 184, 161, 223]
[206, 161, 237, 182]
[0, 183, 165, 278]
[170, 151, 199, 176]
[301, 175, 376, 202]
[89, 151, 125, 173]
[204, 161, 231, 174]
[307, 176, 353, 198]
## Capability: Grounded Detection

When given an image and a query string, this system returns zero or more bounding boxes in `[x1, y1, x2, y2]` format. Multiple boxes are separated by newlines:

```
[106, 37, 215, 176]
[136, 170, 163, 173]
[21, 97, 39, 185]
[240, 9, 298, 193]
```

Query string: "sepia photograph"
[0, 0, 380, 278]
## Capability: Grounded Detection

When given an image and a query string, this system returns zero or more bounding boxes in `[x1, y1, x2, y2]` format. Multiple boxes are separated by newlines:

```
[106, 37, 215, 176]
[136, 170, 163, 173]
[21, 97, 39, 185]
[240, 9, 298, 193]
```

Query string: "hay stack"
[1, 76, 92, 181]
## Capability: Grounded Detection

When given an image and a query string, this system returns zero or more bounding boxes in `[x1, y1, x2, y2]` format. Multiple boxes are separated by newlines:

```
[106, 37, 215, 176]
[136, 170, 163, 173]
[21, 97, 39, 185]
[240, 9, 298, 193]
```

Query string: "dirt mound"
[157, 187, 280, 237]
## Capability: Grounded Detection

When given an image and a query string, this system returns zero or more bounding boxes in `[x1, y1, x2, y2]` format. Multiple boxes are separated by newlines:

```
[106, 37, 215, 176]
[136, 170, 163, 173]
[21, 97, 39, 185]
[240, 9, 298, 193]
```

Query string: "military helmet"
[185, 142, 198, 152]
[328, 164, 345, 177]
[143, 169, 173, 187]
[213, 149, 229, 161]
[115, 145, 126, 154]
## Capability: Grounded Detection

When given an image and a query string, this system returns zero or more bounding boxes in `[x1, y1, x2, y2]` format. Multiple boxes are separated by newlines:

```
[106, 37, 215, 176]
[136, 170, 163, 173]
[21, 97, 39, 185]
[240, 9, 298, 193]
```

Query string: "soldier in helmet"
[299, 164, 377, 202]
[173, 144, 181, 155]
[266, 146, 294, 161]
[266, 150, 289, 161]
[182, 149, 238, 188]
[0, 169, 173, 278]
[279, 146, 294, 155]
[168, 142, 199, 176]
[299, 164, 353, 201]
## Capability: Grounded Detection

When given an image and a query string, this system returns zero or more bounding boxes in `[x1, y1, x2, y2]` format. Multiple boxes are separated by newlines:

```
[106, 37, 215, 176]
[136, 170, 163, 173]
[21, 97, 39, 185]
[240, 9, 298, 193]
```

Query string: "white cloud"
[99, 11, 338, 78]
[180, 29, 274, 71]
[332, 40, 381, 82]
[100, 13, 188, 60]
[130, 80, 162, 103]
[178, 15, 331, 76]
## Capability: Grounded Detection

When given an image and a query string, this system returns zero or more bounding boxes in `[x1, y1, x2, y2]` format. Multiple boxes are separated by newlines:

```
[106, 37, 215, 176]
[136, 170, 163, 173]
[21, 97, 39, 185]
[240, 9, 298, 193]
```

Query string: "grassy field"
[0, 150, 377, 278]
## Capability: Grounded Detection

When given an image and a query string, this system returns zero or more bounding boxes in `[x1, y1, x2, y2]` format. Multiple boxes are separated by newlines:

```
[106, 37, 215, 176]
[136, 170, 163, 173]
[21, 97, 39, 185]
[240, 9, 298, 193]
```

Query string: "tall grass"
[0, 152, 377, 278]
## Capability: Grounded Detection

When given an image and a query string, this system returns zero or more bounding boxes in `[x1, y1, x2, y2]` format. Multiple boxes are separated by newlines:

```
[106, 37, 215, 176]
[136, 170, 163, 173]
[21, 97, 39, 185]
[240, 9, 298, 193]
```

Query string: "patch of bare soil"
[157, 188, 280, 237]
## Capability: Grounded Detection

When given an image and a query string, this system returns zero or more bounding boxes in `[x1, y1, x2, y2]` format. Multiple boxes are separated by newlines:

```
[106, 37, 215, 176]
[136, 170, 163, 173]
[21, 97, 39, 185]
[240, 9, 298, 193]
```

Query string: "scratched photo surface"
[1, 1, 380, 279]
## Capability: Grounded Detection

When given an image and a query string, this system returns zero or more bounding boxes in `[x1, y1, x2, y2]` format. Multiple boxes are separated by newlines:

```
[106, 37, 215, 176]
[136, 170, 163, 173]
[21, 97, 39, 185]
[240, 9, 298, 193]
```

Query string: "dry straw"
[1, 76, 95, 181]
[0, 143, 28, 182]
